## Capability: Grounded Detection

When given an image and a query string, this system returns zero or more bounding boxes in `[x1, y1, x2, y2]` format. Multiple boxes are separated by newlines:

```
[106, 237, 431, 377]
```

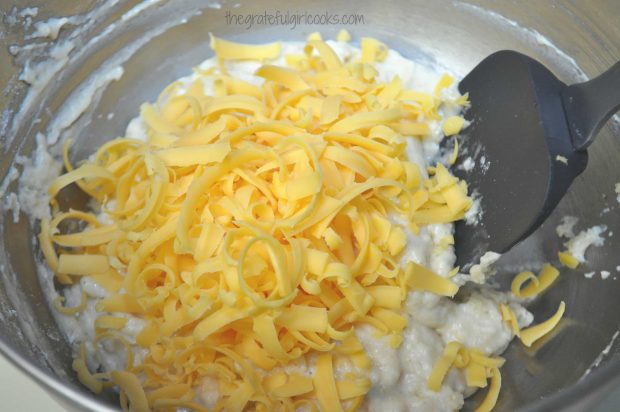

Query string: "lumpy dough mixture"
[40, 36, 534, 411]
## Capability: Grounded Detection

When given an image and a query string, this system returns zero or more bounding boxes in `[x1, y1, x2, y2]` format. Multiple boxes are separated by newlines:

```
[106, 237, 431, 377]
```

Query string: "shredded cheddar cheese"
[499, 304, 520, 337]
[53, 292, 88, 316]
[475, 367, 501, 412]
[428, 342, 505, 412]
[511, 264, 560, 299]
[520, 301, 566, 347]
[72, 344, 104, 394]
[337, 29, 352, 43]
[449, 139, 459, 165]
[558, 251, 579, 269]
[42, 33, 574, 412]
[430, 293, 566, 410]
[405, 261, 459, 297]
[442, 116, 465, 136]
[209, 33, 281, 61]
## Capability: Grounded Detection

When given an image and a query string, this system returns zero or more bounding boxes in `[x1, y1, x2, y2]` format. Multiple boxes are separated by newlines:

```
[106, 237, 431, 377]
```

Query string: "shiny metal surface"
[0, 1, 619, 411]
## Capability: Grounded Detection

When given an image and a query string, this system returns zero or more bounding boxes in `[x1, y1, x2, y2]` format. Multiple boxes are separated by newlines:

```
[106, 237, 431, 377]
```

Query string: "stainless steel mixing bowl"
[1, 1, 619, 410]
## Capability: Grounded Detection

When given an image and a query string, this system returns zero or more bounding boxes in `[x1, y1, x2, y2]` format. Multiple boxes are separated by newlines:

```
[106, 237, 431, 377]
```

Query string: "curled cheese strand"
[512, 264, 560, 299]
[111, 371, 150, 412]
[38, 218, 60, 276]
[48, 164, 117, 199]
[500, 304, 521, 337]
[52, 225, 120, 247]
[210, 33, 281, 61]
[53, 291, 87, 316]
[72, 344, 103, 394]
[428, 341, 462, 391]
[520, 301, 566, 347]
[314, 354, 344, 412]
[176, 149, 264, 253]
[511, 271, 538, 298]
[474, 367, 501, 412]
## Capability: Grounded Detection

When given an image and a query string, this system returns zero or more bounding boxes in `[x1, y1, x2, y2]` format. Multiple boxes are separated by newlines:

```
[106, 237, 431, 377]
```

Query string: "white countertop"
[0, 354, 65, 411]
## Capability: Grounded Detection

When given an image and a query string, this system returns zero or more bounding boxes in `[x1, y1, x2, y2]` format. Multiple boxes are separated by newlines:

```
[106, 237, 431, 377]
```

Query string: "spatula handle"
[562, 61, 620, 151]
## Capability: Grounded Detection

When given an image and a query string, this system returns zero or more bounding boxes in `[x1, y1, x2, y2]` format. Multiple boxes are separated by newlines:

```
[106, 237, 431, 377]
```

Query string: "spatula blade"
[453, 51, 588, 269]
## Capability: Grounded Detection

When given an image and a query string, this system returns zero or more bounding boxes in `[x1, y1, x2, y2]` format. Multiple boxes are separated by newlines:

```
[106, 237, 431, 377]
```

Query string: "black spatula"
[453, 50, 620, 269]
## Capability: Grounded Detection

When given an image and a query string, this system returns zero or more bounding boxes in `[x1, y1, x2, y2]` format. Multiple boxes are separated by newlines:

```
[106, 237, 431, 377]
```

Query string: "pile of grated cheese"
[39, 32, 564, 412]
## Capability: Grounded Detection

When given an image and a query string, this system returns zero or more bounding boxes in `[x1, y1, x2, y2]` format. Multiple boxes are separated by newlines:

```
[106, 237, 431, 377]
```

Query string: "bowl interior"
[1, 1, 619, 410]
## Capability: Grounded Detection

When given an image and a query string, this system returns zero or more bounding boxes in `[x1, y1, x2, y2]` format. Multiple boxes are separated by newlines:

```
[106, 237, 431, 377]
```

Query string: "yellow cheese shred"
[360, 37, 389, 63]
[499, 304, 520, 337]
[520, 301, 566, 347]
[111, 371, 150, 412]
[558, 251, 579, 269]
[449, 138, 459, 165]
[209, 33, 281, 61]
[58, 254, 110, 276]
[307, 32, 322, 41]
[429, 342, 505, 412]
[442, 116, 465, 136]
[337, 29, 352, 42]
[72, 344, 104, 394]
[405, 261, 459, 297]
[255, 65, 309, 91]
[48, 164, 116, 199]
[53, 292, 88, 316]
[511, 264, 560, 299]
[315, 354, 344, 412]
[511, 271, 537, 297]
[475, 368, 501, 412]
[428, 341, 462, 391]
[155, 142, 231, 167]
[521, 264, 560, 298]
[38, 218, 64, 282]
[42, 33, 479, 411]
[466, 362, 488, 388]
